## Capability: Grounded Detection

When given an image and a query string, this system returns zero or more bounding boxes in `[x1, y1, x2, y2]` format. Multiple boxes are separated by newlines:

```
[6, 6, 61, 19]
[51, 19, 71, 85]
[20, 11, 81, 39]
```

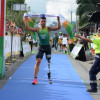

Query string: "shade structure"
[89, 11, 100, 23]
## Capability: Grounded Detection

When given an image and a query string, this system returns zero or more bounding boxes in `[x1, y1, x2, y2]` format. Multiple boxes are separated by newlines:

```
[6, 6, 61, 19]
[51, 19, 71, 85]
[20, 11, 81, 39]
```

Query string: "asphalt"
[0, 47, 100, 100]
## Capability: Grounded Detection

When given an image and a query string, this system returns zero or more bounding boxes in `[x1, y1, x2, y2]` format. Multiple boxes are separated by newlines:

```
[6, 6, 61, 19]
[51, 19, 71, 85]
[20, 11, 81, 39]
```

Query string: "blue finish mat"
[0, 54, 93, 100]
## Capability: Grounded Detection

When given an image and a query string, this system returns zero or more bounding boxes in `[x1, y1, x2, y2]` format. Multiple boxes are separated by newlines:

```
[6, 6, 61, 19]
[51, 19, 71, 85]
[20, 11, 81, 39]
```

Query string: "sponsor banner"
[22, 42, 31, 57]
[70, 43, 83, 59]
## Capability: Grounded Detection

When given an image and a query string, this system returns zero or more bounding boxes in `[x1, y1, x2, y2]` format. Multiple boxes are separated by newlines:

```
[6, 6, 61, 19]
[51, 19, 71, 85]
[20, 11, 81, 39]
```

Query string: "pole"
[71, 5, 72, 23]
[77, 16, 80, 33]
[11, 3, 13, 58]
[71, 11, 72, 24]
[11, 4, 13, 22]
[94, 23, 97, 33]
[76, 15, 77, 32]
[0, 0, 6, 78]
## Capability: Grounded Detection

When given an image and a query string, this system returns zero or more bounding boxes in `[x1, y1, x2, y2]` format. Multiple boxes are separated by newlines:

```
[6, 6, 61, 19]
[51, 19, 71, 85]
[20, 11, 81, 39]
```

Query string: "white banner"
[12, 36, 20, 55]
[22, 42, 31, 56]
[70, 43, 83, 59]
[5, 35, 11, 58]
[5, 34, 21, 59]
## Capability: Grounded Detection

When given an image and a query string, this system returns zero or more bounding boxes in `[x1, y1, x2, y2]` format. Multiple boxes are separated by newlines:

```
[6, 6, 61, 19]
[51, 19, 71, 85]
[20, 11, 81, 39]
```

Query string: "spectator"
[62, 34, 68, 53]
[58, 32, 63, 51]
[53, 33, 58, 52]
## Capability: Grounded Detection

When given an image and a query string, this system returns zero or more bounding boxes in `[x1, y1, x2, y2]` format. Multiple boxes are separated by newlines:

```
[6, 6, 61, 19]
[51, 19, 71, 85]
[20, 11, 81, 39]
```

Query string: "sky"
[25, 0, 77, 25]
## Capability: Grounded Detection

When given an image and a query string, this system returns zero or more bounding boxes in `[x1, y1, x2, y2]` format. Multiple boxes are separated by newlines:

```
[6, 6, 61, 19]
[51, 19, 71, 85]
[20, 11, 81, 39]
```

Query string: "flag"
[29, 21, 36, 41]
[59, 14, 75, 39]
[23, 17, 36, 41]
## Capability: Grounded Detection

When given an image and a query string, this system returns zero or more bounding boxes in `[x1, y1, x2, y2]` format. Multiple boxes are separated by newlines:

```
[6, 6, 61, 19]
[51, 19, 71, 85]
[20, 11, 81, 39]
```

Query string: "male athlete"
[25, 15, 61, 84]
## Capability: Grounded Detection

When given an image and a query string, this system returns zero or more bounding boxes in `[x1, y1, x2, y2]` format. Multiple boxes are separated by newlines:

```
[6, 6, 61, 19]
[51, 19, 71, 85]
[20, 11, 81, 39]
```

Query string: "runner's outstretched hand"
[57, 16, 60, 21]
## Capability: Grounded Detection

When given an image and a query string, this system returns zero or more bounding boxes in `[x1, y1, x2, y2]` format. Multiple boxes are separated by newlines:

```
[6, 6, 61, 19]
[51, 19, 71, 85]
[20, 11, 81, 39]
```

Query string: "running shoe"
[32, 78, 38, 85]
[87, 89, 97, 93]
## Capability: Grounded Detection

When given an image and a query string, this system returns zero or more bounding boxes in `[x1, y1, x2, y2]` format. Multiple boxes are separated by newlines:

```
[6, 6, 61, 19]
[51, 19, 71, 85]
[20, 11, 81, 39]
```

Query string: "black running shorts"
[36, 45, 51, 59]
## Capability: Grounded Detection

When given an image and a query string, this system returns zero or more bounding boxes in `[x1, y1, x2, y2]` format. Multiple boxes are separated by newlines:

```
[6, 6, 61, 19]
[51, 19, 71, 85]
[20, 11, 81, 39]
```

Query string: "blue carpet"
[0, 54, 93, 100]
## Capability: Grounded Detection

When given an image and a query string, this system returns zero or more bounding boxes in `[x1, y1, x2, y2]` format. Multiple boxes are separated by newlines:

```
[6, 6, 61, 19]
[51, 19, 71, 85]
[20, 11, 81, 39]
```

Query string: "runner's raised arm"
[48, 16, 61, 31]
[25, 16, 38, 32]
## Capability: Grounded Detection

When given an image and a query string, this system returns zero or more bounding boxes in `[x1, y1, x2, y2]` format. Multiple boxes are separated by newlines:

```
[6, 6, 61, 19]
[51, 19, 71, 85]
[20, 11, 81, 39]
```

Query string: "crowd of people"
[5, 20, 88, 58]
[49, 31, 98, 61]
[50, 32, 68, 53]
[5, 19, 96, 60]
[6, 21, 25, 37]
[50, 32, 77, 54]
[5, 20, 39, 56]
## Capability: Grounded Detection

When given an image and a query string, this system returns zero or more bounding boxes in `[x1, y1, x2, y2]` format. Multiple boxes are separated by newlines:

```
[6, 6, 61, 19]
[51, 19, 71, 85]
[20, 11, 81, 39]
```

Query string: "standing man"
[75, 27, 100, 92]
[68, 37, 74, 52]
[53, 33, 58, 52]
[33, 38, 36, 47]
[25, 15, 61, 84]
[62, 34, 68, 53]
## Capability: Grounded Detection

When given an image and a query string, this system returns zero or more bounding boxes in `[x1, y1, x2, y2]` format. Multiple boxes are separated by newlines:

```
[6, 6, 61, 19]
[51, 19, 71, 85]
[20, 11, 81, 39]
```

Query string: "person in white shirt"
[26, 34, 31, 42]
[26, 34, 33, 51]
[62, 34, 68, 53]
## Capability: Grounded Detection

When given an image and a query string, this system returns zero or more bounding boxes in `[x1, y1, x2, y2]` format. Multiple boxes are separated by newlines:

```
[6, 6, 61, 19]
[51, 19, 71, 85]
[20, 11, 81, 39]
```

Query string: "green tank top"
[91, 37, 100, 54]
[38, 27, 50, 45]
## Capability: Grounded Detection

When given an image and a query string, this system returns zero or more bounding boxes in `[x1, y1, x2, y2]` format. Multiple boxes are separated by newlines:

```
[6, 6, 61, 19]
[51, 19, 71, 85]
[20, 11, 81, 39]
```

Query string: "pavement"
[68, 55, 100, 100]
[0, 47, 100, 100]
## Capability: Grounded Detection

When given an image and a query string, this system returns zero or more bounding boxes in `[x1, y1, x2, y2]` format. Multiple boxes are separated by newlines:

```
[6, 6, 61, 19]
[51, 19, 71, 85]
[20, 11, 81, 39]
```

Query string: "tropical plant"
[76, 0, 100, 27]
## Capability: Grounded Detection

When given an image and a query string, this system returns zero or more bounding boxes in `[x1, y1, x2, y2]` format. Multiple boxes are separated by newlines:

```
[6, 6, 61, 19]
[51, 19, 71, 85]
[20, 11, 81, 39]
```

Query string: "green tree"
[6, 0, 25, 22]
[76, 0, 100, 27]
[6, 0, 39, 29]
